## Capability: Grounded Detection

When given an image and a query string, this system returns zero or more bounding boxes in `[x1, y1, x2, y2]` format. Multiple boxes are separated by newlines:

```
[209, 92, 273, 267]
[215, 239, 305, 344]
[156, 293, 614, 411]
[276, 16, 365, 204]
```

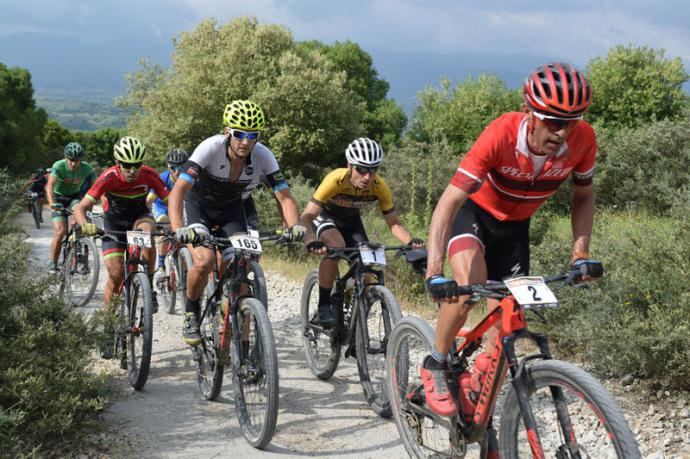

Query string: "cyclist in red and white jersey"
[421, 62, 597, 419]
[74, 137, 169, 314]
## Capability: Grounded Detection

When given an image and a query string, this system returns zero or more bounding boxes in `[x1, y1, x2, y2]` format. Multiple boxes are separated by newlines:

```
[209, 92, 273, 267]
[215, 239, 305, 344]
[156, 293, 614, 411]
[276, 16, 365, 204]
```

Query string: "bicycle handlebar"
[449, 260, 604, 299]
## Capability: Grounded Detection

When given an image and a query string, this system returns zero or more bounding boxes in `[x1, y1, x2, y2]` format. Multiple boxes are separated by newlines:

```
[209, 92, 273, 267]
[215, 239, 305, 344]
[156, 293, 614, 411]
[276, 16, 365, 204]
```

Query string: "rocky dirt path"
[19, 208, 690, 458]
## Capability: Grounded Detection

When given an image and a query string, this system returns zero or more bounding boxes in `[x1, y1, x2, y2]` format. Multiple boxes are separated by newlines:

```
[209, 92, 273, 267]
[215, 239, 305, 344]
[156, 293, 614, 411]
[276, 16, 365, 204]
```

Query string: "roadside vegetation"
[1, 14, 689, 451]
[0, 171, 110, 455]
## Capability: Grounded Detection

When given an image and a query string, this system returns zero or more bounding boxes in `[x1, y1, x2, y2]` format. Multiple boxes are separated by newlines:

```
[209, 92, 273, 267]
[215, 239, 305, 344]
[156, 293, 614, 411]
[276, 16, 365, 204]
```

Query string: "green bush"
[595, 113, 690, 213]
[0, 172, 108, 455]
[530, 206, 690, 389]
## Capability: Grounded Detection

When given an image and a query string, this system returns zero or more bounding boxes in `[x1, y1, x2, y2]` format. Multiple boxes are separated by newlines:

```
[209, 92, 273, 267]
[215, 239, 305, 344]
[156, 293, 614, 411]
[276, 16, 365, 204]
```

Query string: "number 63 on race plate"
[504, 276, 559, 308]
[126, 230, 152, 248]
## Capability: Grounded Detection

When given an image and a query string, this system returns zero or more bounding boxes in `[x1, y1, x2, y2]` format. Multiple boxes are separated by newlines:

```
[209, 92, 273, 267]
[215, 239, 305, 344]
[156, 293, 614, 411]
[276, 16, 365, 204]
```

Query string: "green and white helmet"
[64, 142, 85, 160]
[223, 100, 265, 131]
[113, 136, 146, 163]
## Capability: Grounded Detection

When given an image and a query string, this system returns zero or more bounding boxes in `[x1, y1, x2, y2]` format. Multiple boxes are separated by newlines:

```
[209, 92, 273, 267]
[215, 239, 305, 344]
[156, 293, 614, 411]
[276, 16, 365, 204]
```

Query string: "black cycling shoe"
[317, 303, 337, 329]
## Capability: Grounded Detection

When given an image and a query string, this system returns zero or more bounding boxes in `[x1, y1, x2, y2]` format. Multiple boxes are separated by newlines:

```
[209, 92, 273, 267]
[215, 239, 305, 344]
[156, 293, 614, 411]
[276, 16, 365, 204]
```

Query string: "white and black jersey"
[179, 134, 288, 210]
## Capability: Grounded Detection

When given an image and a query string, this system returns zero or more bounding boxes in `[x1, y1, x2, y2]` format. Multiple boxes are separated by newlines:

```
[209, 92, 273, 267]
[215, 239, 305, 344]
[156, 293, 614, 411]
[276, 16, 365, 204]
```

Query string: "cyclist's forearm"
[275, 189, 299, 227]
[73, 198, 93, 225]
[168, 181, 189, 231]
[570, 185, 595, 256]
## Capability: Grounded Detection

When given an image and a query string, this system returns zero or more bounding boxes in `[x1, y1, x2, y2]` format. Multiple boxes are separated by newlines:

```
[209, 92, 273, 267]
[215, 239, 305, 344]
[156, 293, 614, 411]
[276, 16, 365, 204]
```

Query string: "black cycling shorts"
[313, 209, 368, 248]
[102, 211, 154, 258]
[183, 196, 247, 238]
[243, 195, 259, 231]
[448, 199, 530, 281]
[51, 193, 81, 221]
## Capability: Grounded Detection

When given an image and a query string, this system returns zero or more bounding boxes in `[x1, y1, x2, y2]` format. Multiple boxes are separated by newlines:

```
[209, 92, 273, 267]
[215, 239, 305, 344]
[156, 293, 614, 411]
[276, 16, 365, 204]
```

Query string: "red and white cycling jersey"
[450, 112, 597, 221]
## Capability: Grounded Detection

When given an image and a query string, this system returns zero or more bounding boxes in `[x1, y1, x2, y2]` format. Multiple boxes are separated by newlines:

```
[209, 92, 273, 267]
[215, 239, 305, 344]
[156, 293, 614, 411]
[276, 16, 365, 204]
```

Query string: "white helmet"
[345, 138, 383, 167]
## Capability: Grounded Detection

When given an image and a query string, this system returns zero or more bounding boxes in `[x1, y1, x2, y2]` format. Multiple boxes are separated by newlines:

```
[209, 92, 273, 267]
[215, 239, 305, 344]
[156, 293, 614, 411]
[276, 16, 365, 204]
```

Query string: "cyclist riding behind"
[421, 62, 597, 417]
[46, 142, 97, 274]
[300, 137, 424, 328]
[75, 137, 170, 317]
[169, 100, 306, 346]
[146, 148, 189, 273]
[23, 167, 49, 219]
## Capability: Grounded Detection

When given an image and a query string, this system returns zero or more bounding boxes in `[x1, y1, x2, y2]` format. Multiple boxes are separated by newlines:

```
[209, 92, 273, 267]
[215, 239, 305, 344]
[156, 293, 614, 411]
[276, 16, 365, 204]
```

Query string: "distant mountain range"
[3, 31, 685, 131]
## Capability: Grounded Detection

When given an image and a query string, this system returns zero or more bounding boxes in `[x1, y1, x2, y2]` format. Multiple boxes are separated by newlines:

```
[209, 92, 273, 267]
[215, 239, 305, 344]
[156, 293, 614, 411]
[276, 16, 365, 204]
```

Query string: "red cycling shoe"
[420, 356, 458, 417]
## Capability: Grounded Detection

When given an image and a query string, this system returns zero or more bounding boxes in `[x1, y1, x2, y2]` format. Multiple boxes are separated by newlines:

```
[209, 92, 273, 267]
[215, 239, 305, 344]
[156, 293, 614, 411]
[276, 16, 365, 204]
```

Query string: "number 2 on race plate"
[126, 230, 152, 248]
[359, 246, 386, 266]
[504, 276, 559, 308]
[229, 235, 262, 255]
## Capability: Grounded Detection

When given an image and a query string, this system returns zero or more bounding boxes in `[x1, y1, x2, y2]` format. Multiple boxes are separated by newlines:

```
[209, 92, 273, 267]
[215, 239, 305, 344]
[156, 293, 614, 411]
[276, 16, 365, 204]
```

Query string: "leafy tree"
[298, 40, 407, 146]
[0, 63, 49, 171]
[410, 74, 522, 153]
[586, 45, 688, 130]
[42, 120, 71, 163]
[73, 128, 123, 169]
[119, 17, 361, 179]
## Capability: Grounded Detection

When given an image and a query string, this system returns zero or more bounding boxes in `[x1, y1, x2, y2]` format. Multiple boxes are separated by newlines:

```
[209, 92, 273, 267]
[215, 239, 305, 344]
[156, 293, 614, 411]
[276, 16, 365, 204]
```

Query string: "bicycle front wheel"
[231, 297, 279, 449]
[247, 260, 268, 309]
[126, 272, 153, 390]
[356, 285, 402, 418]
[197, 279, 223, 401]
[386, 316, 457, 458]
[300, 269, 341, 380]
[499, 359, 641, 458]
[63, 237, 100, 307]
[160, 251, 178, 314]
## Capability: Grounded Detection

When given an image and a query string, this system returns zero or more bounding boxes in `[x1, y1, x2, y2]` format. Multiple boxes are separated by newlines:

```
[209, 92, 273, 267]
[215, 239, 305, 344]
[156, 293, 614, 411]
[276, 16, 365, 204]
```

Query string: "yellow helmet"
[223, 100, 265, 131]
[113, 136, 146, 163]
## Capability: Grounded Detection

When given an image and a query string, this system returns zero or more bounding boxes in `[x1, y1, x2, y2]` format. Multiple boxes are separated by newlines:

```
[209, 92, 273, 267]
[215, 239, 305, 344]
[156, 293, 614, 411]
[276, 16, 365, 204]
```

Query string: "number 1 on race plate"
[126, 230, 152, 248]
[229, 235, 262, 255]
[504, 276, 558, 307]
[359, 246, 386, 266]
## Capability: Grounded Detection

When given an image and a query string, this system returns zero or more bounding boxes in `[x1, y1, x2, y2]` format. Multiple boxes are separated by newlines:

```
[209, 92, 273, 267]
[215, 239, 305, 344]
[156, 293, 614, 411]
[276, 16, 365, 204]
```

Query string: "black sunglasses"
[118, 161, 143, 171]
[354, 165, 378, 175]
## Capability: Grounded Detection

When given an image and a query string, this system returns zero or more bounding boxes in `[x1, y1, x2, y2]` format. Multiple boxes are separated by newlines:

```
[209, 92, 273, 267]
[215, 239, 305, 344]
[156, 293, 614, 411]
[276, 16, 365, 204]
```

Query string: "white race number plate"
[504, 276, 559, 308]
[126, 230, 152, 248]
[229, 235, 262, 255]
[359, 246, 386, 266]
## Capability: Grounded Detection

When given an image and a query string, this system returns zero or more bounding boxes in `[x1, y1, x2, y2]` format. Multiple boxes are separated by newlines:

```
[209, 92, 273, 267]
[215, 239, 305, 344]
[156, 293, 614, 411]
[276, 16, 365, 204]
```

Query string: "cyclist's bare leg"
[433, 246, 487, 354]
[134, 219, 156, 281]
[318, 227, 345, 289]
[104, 254, 125, 311]
[51, 219, 67, 264]
[187, 245, 215, 300]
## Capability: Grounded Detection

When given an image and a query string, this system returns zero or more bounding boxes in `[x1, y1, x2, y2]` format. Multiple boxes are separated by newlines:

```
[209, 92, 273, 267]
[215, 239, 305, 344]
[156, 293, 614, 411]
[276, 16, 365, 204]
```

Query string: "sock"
[430, 345, 448, 365]
[185, 297, 200, 316]
[318, 286, 332, 306]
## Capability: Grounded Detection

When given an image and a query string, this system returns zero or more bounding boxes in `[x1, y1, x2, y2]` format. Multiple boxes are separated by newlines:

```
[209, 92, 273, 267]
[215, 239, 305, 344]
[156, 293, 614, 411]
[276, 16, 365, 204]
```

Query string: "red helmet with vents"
[523, 62, 592, 119]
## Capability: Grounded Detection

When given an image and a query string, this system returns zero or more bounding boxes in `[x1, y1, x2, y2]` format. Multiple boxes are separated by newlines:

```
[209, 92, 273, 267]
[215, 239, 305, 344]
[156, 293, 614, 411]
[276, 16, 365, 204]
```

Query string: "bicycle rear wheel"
[63, 237, 100, 307]
[31, 200, 40, 229]
[197, 279, 224, 401]
[499, 359, 641, 458]
[126, 272, 153, 390]
[300, 269, 341, 380]
[386, 316, 458, 458]
[231, 297, 279, 449]
[356, 285, 402, 418]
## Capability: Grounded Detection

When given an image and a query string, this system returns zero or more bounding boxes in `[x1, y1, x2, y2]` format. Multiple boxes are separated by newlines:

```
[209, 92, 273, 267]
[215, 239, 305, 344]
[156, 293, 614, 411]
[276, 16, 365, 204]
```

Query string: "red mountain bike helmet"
[523, 62, 592, 119]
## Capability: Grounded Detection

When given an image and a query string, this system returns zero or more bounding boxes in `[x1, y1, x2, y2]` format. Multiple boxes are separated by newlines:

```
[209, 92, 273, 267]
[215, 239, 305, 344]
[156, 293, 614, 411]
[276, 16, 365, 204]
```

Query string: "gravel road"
[21, 209, 405, 458]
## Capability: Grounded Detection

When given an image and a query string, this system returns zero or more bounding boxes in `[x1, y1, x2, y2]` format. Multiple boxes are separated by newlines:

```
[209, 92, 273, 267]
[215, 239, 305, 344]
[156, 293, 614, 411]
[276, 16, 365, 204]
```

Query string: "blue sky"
[1, 0, 688, 104]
